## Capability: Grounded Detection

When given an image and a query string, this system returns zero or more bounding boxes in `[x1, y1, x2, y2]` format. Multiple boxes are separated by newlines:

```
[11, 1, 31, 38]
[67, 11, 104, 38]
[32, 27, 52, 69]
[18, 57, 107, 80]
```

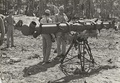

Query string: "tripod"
[60, 33, 95, 75]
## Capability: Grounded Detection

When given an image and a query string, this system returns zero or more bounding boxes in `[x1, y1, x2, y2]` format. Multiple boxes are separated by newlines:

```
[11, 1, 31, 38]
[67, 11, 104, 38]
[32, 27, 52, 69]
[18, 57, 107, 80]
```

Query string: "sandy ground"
[0, 15, 120, 83]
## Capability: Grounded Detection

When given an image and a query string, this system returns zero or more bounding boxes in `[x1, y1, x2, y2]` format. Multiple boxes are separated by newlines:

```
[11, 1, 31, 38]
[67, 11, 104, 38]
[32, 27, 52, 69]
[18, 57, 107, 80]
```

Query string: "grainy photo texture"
[0, 0, 120, 83]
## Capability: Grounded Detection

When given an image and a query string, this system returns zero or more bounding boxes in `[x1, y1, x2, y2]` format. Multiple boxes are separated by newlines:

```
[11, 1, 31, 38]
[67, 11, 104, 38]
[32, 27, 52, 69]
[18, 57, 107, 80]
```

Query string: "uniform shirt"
[40, 16, 52, 36]
[40, 16, 52, 24]
[55, 13, 68, 23]
[5, 15, 15, 26]
[65, 4, 74, 16]
[48, 5, 59, 15]
[55, 13, 69, 40]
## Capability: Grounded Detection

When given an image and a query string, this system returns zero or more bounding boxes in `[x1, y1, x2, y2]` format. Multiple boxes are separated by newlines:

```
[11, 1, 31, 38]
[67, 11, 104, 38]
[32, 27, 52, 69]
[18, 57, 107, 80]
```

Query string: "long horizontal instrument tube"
[20, 19, 115, 37]
[33, 20, 114, 37]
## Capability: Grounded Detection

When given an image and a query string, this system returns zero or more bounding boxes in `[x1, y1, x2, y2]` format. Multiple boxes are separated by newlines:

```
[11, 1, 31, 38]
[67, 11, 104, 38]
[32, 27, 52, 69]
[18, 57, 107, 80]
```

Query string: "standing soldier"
[4, 9, 15, 48]
[47, 2, 59, 16]
[46, 2, 59, 23]
[0, 16, 5, 46]
[40, 9, 53, 64]
[55, 6, 68, 58]
[65, 2, 74, 22]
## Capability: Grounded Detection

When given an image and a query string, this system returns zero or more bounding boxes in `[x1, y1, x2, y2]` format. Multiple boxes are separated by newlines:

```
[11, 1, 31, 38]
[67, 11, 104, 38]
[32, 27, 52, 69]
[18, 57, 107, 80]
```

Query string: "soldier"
[0, 16, 5, 46]
[47, 2, 59, 16]
[46, 2, 59, 23]
[40, 9, 52, 64]
[55, 6, 68, 57]
[65, 2, 74, 22]
[4, 9, 15, 48]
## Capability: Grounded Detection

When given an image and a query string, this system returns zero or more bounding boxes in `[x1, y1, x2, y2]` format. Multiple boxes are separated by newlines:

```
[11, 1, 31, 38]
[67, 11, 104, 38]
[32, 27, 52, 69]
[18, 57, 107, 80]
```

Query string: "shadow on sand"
[23, 56, 61, 77]
[50, 64, 118, 83]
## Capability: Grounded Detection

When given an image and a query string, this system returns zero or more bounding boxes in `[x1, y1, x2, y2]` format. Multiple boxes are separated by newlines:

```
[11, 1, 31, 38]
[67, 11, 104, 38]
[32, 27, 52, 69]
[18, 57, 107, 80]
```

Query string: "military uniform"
[5, 14, 15, 47]
[40, 9, 52, 63]
[0, 17, 5, 46]
[55, 6, 68, 56]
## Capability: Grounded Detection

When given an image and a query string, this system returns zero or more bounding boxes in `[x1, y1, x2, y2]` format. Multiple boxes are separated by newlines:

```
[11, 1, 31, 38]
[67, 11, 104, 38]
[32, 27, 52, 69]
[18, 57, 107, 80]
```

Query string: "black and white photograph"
[0, 0, 120, 83]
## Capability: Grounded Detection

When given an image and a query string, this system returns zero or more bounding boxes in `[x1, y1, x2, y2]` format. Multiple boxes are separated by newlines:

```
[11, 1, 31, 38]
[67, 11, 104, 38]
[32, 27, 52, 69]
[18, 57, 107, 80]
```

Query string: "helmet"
[45, 9, 51, 15]
[59, 6, 64, 11]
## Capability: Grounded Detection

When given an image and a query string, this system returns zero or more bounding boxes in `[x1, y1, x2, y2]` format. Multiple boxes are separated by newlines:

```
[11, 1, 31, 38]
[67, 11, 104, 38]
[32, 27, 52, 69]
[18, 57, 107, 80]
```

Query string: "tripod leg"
[82, 41, 86, 71]
[61, 41, 74, 64]
[78, 41, 85, 71]
[78, 40, 93, 72]
[78, 43, 82, 69]
[85, 41, 94, 63]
